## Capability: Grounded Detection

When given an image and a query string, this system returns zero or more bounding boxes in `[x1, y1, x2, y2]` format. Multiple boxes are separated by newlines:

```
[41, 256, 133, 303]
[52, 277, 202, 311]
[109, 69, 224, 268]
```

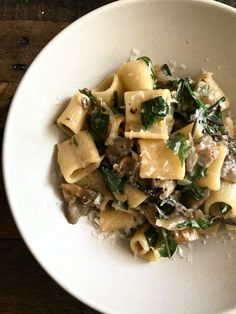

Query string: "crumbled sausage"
[105, 136, 134, 164]
[195, 135, 218, 168]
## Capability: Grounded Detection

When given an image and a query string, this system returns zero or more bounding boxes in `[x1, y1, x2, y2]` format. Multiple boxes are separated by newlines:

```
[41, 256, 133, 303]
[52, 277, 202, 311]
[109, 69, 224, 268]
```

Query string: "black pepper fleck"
[130, 108, 138, 114]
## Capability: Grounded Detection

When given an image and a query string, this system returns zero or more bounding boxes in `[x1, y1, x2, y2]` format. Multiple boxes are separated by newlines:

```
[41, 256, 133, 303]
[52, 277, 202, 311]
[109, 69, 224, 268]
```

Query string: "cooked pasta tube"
[198, 143, 228, 190]
[130, 225, 160, 261]
[118, 59, 154, 91]
[204, 181, 236, 216]
[99, 207, 136, 232]
[57, 92, 90, 136]
[124, 89, 173, 140]
[139, 139, 185, 180]
[124, 184, 148, 208]
[92, 73, 124, 107]
[57, 130, 101, 183]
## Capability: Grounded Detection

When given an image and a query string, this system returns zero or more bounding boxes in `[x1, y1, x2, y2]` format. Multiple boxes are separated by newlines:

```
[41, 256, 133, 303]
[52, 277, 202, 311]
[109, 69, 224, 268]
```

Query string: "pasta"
[124, 89, 173, 139]
[92, 73, 124, 107]
[54, 56, 236, 262]
[57, 130, 101, 183]
[57, 92, 90, 136]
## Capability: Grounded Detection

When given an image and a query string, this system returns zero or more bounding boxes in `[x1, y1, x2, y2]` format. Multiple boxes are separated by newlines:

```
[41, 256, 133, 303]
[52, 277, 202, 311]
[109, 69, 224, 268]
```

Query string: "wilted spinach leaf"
[202, 97, 225, 135]
[145, 225, 159, 248]
[141, 96, 169, 129]
[138, 56, 156, 81]
[167, 132, 189, 166]
[79, 88, 97, 108]
[177, 217, 216, 230]
[101, 167, 123, 193]
[175, 79, 206, 121]
[182, 182, 208, 201]
[158, 228, 177, 258]
[86, 107, 109, 150]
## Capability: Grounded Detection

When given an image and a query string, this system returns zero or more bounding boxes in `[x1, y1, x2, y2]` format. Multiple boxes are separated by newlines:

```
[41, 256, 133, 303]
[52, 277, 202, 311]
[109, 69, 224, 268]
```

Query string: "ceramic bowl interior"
[3, 1, 236, 313]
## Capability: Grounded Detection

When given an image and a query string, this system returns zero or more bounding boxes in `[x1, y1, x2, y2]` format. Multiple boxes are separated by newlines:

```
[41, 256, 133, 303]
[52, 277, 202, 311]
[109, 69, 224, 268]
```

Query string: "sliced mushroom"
[173, 228, 199, 244]
[151, 179, 176, 200]
[66, 200, 80, 224]
[61, 183, 103, 224]
[195, 134, 218, 168]
[62, 183, 103, 206]
[105, 135, 134, 164]
[115, 156, 139, 184]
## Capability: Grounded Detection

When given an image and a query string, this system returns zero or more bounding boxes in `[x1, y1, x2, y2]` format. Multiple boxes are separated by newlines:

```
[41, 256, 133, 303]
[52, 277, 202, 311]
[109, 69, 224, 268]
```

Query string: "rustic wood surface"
[0, 0, 235, 313]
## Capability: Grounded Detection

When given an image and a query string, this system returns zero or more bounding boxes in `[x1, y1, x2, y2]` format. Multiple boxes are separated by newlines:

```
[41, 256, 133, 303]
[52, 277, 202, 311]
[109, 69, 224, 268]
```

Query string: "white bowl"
[3, 1, 236, 313]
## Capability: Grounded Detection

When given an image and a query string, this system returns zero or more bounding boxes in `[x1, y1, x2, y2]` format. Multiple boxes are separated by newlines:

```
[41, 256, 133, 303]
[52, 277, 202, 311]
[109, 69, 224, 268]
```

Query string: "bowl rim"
[2, 0, 236, 313]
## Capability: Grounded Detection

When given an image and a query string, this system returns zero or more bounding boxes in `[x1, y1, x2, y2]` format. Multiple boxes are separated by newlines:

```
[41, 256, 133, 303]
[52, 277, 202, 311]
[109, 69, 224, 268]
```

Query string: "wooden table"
[0, 0, 235, 313]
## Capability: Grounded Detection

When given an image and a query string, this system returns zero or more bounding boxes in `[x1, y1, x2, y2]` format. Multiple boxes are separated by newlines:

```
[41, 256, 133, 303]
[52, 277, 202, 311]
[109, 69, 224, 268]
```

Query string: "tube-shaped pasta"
[177, 121, 203, 140]
[139, 139, 185, 180]
[57, 130, 101, 183]
[57, 92, 89, 136]
[118, 59, 154, 91]
[130, 225, 160, 261]
[92, 73, 124, 107]
[124, 184, 148, 208]
[99, 207, 136, 232]
[204, 180, 236, 216]
[194, 72, 229, 110]
[198, 143, 228, 190]
[125, 89, 173, 140]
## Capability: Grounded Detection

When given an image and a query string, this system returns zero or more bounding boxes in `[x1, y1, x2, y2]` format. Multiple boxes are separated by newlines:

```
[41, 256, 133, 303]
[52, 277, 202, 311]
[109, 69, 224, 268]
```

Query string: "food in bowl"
[55, 56, 236, 261]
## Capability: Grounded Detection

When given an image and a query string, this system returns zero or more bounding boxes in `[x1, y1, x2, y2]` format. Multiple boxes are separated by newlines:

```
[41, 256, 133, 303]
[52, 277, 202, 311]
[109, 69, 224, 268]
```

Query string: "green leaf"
[79, 88, 97, 108]
[111, 90, 123, 114]
[203, 98, 224, 135]
[145, 225, 159, 248]
[183, 80, 206, 109]
[177, 218, 216, 230]
[175, 79, 206, 121]
[182, 182, 208, 201]
[144, 226, 177, 258]
[161, 64, 172, 76]
[86, 107, 109, 150]
[138, 56, 156, 81]
[101, 167, 123, 193]
[141, 96, 169, 129]
[158, 228, 177, 258]
[192, 166, 207, 180]
[167, 132, 189, 166]
[177, 220, 200, 229]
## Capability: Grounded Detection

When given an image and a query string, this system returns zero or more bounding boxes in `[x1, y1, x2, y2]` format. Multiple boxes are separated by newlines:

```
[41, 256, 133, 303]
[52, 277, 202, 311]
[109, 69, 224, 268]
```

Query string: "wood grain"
[0, 1, 109, 313]
[0, 20, 69, 82]
[0, 1, 235, 313]
[0, 239, 99, 314]
[0, 0, 116, 22]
